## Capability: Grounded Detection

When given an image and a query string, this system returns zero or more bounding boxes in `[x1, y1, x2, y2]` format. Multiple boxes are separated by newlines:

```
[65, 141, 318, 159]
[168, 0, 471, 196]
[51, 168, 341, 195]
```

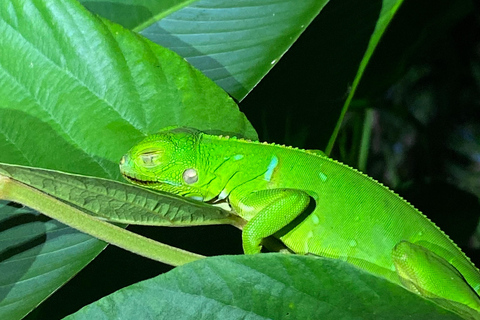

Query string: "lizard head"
[119, 127, 207, 201]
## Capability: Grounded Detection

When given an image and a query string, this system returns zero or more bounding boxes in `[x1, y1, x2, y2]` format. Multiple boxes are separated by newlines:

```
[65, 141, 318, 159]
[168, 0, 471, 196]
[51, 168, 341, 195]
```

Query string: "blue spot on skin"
[264, 155, 278, 181]
[318, 172, 327, 182]
[233, 154, 244, 160]
[165, 180, 181, 187]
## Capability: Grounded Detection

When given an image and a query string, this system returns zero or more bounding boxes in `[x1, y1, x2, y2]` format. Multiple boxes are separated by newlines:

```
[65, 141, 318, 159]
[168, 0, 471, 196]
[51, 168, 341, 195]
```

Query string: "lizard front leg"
[231, 189, 311, 254]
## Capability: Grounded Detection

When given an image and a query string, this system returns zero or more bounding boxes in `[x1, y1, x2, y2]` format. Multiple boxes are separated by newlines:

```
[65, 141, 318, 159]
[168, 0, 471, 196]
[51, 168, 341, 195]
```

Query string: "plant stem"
[0, 175, 204, 266]
[358, 108, 374, 171]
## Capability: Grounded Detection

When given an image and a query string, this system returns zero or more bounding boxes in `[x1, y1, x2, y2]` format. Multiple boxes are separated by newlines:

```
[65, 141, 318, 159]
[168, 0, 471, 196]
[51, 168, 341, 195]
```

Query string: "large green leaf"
[64, 254, 463, 320]
[0, 200, 104, 320]
[0, 0, 254, 318]
[80, 0, 330, 101]
[0, 0, 255, 178]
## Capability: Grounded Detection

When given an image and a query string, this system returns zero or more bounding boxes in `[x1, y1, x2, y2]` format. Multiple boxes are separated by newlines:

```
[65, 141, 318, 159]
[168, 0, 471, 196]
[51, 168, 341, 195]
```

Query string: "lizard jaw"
[121, 173, 161, 187]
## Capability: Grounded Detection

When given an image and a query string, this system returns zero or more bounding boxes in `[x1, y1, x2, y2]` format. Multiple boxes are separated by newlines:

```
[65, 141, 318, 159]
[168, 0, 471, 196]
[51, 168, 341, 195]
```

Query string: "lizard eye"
[183, 168, 198, 184]
[139, 151, 162, 168]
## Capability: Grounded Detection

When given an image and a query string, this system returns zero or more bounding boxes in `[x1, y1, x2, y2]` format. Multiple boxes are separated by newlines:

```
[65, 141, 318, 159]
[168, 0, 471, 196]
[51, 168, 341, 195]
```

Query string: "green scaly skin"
[120, 127, 480, 316]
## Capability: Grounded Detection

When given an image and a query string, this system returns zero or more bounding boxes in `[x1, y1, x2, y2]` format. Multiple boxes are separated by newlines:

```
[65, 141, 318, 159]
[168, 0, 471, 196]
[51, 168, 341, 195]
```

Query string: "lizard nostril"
[119, 155, 128, 166]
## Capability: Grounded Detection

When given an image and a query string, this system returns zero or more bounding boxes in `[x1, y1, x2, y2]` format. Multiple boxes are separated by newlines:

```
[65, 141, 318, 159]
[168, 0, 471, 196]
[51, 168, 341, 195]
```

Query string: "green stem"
[0, 175, 204, 266]
[358, 108, 374, 171]
[325, 87, 353, 156]
[325, 1, 404, 156]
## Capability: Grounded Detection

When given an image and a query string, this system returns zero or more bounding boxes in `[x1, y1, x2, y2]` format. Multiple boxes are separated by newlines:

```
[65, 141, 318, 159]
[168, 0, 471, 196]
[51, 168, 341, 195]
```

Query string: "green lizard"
[119, 126, 480, 316]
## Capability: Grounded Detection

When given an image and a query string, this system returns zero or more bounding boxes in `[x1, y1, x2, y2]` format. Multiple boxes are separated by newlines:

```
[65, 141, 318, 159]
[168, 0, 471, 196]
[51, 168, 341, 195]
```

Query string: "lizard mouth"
[121, 173, 160, 187]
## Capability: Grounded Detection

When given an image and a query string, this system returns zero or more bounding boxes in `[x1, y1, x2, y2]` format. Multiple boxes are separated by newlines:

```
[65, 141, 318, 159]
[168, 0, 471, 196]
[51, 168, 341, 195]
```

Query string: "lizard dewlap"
[120, 126, 480, 317]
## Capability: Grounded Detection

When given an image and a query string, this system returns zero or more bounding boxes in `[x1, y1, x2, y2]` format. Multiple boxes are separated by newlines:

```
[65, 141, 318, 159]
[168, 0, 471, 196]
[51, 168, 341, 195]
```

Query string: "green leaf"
[80, 0, 191, 30]
[0, 172, 206, 267]
[0, 0, 254, 318]
[64, 254, 463, 320]
[0, 200, 105, 320]
[0, 161, 243, 267]
[0, 163, 238, 227]
[80, 0, 330, 101]
[0, 0, 256, 179]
